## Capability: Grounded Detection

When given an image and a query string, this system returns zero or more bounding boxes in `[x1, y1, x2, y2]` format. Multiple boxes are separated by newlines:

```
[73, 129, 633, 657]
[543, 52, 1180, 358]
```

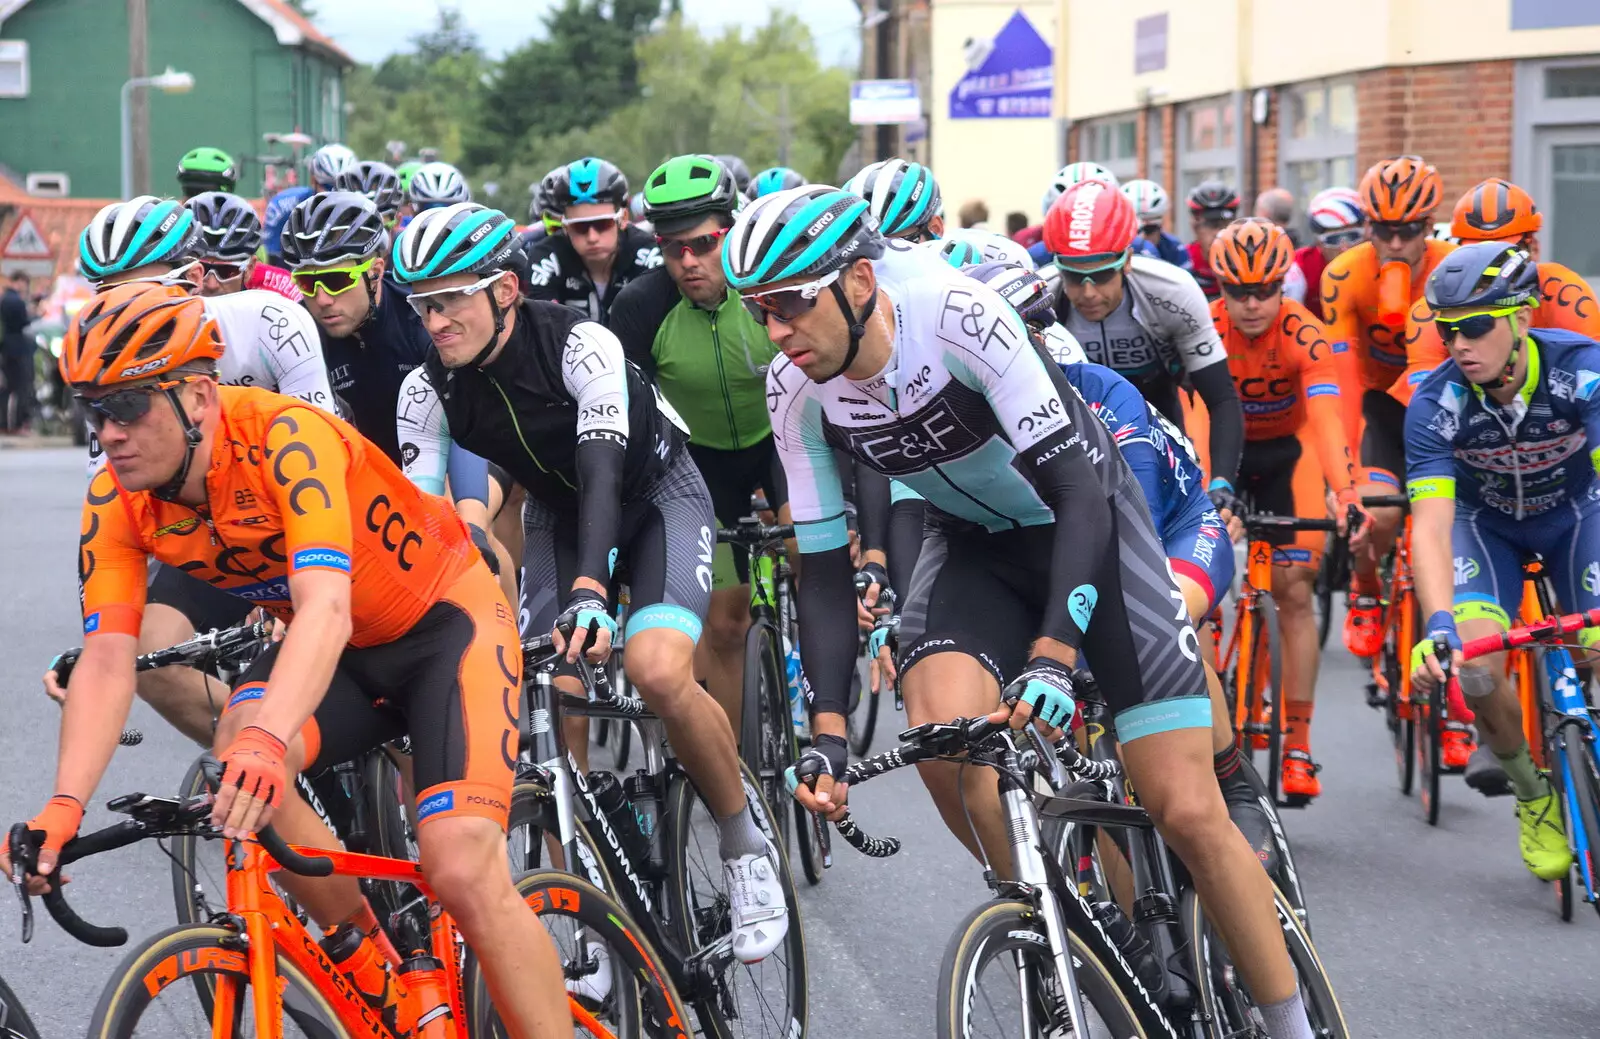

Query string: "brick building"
[931, 0, 1600, 283]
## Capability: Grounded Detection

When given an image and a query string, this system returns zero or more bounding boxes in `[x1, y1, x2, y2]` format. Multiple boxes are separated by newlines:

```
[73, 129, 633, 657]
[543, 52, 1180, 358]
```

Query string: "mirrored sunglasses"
[740, 270, 842, 326]
[1317, 228, 1365, 249]
[561, 211, 624, 236]
[1435, 306, 1520, 346]
[199, 259, 248, 282]
[655, 227, 729, 259]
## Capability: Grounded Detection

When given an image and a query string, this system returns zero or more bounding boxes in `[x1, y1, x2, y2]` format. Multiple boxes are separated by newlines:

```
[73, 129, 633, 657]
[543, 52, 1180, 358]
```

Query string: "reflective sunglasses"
[1317, 228, 1365, 249]
[405, 271, 508, 319]
[1221, 281, 1284, 302]
[199, 259, 248, 282]
[1369, 220, 1428, 242]
[292, 259, 375, 298]
[655, 227, 729, 259]
[1435, 305, 1521, 346]
[1054, 250, 1128, 286]
[895, 226, 938, 245]
[740, 269, 842, 326]
[561, 211, 623, 237]
[75, 377, 195, 430]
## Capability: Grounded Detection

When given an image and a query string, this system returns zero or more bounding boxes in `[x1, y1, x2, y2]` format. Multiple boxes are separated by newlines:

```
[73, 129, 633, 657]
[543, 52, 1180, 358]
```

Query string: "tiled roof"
[0, 173, 111, 280]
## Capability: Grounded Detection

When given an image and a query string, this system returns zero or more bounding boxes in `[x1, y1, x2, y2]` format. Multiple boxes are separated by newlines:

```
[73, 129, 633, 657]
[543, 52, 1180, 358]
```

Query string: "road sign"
[1, 213, 51, 259]
[851, 80, 922, 125]
[949, 9, 1053, 120]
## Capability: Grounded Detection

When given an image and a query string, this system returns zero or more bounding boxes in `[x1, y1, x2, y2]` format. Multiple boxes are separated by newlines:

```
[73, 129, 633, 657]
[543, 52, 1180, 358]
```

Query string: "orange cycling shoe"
[1442, 721, 1477, 772]
[1281, 748, 1322, 803]
[1343, 595, 1383, 658]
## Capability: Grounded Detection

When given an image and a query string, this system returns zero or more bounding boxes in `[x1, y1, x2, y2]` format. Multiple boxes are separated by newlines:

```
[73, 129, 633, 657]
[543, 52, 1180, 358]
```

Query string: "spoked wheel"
[1253, 594, 1285, 807]
[1561, 727, 1600, 919]
[847, 663, 882, 757]
[1417, 676, 1444, 825]
[935, 899, 1148, 1038]
[738, 621, 795, 852]
[1185, 884, 1349, 1039]
[665, 761, 808, 1039]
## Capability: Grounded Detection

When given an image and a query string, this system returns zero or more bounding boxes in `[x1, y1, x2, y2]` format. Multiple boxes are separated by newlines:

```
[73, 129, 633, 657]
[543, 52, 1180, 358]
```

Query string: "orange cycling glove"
[27, 794, 85, 861]
[218, 726, 289, 809]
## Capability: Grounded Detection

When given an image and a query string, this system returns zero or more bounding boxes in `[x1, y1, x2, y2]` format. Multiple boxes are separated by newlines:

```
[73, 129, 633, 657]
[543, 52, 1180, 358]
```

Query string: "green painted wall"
[0, 0, 344, 199]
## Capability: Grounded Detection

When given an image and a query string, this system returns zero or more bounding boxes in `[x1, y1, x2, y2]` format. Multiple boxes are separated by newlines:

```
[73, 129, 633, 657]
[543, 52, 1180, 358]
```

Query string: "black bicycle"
[0, 975, 38, 1039]
[512, 630, 808, 1039]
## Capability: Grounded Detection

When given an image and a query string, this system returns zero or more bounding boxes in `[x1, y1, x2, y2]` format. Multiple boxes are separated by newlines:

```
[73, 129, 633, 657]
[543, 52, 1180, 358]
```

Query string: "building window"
[1146, 107, 1165, 188]
[1080, 115, 1139, 183]
[1177, 95, 1238, 201]
[1546, 64, 1600, 99]
[1278, 77, 1358, 226]
[0, 41, 28, 98]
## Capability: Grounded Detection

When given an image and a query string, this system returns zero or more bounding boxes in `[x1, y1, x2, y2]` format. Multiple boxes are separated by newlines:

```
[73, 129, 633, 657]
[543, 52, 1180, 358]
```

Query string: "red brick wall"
[1355, 61, 1514, 206]
[1161, 106, 1177, 230]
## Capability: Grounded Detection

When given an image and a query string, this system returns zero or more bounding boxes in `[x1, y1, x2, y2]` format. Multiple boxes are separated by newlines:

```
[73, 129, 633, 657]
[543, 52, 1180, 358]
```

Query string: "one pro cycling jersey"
[245, 262, 303, 303]
[414, 298, 688, 587]
[78, 386, 476, 647]
[1405, 327, 1600, 518]
[1049, 252, 1243, 488]
[521, 225, 663, 322]
[317, 276, 430, 465]
[608, 265, 778, 451]
[1391, 261, 1600, 405]
[85, 289, 332, 474]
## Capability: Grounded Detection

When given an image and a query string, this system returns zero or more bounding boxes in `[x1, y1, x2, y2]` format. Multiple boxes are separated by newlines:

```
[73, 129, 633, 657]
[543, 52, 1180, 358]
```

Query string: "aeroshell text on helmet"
[1066, 182, 1106, 252]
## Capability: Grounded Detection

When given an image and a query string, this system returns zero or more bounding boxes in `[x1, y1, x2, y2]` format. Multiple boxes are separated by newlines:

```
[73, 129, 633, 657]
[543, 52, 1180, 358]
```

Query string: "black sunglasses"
[1435, 310, 1511, 346]
[655, 227, 728, 259]
[1221, 281, 1284, 301]
[76, 386, 164, 430]
[1370, 220, 1428, 242]
[1057, 265, 1123, 286]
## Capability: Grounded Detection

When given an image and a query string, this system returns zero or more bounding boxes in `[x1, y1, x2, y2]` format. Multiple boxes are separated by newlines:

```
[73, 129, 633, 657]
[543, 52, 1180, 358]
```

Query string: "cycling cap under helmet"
[186, 192, 262, 262]
[843, 159, 942, 239]
[78, 196, 199, 282]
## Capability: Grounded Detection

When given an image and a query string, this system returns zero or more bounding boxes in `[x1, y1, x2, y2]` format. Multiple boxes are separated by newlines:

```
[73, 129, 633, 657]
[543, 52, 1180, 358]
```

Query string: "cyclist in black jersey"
[392, 202, 790, 965]
[521, 157, 663, 321]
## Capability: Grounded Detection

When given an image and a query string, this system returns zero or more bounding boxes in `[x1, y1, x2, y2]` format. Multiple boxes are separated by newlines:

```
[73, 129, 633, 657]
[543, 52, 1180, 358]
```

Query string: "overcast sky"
[312, 0, 864, 67]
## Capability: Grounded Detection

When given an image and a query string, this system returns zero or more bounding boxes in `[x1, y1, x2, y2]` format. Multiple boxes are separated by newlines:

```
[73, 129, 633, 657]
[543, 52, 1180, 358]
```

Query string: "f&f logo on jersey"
[847, 400, 981, 476]
[936, 287, 1022, 375]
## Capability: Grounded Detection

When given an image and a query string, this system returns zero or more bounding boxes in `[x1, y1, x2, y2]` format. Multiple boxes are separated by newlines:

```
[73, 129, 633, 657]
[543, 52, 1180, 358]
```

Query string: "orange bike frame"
[1514, 562, 1551, 768]
[1220, 539, 1277, 742]
[1371, 515, 1417, 715]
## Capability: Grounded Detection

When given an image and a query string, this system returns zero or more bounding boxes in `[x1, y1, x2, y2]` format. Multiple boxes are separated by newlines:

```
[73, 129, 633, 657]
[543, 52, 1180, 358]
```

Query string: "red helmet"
[1043, 180, 1137, 263]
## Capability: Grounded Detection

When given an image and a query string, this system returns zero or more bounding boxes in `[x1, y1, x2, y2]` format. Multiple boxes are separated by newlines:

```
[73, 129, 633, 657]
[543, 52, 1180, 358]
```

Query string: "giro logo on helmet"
[806, 210, 837, 238]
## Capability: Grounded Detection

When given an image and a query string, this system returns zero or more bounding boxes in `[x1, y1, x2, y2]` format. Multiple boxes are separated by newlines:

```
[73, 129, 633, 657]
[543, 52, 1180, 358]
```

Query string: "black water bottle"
[624, 770, 664, 876]
[1092, 901, 1169, 1006]
[588, 770, 651, 867]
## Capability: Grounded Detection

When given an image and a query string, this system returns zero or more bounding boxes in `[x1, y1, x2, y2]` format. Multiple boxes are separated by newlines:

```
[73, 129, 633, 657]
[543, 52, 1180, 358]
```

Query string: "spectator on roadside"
[958, 199, 990, 230]
[1005, 211, 1029, 239]
[1250, 186, 1308, 304]
[1, 270, 37, 434]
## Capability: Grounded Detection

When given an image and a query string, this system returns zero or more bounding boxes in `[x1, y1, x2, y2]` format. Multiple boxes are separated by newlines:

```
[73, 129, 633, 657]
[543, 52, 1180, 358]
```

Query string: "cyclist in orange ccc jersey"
[1321, 155, 1455, 660]
[0, 283, 572, 1038]
[1211, 219, 1370, 802]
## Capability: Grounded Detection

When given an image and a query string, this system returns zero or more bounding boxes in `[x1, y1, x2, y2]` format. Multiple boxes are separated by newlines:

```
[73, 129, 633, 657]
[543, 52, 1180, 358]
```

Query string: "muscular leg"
[626, 628, 745, 818]
[1272, 565, 1319, 736]
[137, 604, 225, 745]
[899, 651, 1012, 877]
[698, 586, 752, 735]
[420, 816, 571, 1038]
[1351, 484, 1402, 594]
[1177, 575, 1231, 755]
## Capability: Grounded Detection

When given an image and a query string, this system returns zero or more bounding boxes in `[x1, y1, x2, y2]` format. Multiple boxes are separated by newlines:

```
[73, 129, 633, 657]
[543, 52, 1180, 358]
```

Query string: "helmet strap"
[152, 387, 205, 503]
[1481, 310, 1527, 391]
[823, 276, 877, 382]
[357, 270, 379, 333]
[471, 291, 510, 368]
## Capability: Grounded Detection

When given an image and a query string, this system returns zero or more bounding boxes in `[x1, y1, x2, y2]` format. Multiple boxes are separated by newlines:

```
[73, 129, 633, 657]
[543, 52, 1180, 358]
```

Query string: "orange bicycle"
[9, 769, 691, 1039]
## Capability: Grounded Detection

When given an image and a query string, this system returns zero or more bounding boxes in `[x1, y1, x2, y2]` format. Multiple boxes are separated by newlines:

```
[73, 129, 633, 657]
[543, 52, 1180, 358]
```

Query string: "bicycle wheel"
[1184, 884, 1349, 1039]
[738, 621, 791, 844]
[1252, 594, 1284, 807]
[1561, 727, 1600, 913]
[848, 653, 881, 757]
[463, 868, 693, 1039]
[1382, 639, 1416, 796]
[361, 748, 423, 930]
[1314, 534, 1347, 651]
[0, 974, 40, 1039]
[506, 779, 615, 894]
[664, 761, 808, 1039]
[936, 899, 1148, 1039]
[88, 923, 347, 1038]
[1417, 674, 1444, 826]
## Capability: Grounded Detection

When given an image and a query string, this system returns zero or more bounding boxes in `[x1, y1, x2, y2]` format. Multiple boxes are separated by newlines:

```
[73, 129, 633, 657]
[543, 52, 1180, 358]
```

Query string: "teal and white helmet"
[722, 185, 884, 292]
[391, 203, 517, 283]
[1120, 179, 1170, 225]
[934, 227, 1034, 270]
[842, 159, 943, 240]
[77, 196, 198, 281]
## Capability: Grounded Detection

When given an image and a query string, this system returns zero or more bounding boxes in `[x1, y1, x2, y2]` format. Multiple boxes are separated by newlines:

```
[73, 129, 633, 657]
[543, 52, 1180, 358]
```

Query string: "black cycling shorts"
[686, 435, 789, 588]
[147, 563, 255, 630]
[896, 470, 1211, 742]
[1359, 389, 1407, 489]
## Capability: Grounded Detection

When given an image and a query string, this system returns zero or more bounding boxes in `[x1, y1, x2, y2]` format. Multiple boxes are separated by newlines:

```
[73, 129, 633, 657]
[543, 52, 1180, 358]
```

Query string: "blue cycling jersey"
[1149, 231, 1190, 270]
[1405, 327, 1600, 519]
[263, 187, 312, 264]
[1063, 362, 1212, 538]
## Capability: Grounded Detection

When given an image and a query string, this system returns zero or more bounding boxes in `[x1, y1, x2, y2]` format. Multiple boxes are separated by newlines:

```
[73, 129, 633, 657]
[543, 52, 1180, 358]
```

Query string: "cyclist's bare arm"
[53, 632, 139, 806]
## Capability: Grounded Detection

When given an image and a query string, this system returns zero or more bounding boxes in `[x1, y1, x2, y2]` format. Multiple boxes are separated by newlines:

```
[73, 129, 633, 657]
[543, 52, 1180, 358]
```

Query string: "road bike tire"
[1250, 592, 1285, 807]
[1383, 638, 1416, 796]
[935, 898, 1150, 1039]
[1184, 884, 1349, 1039]
[738, 621, 796, 851]
[1562, 727, 1600, 916]
[848, 653, 881, 757]
[463, 868, 694, 1039]
[1418, 671, 1444, 826]
[0, 973, 40, 1039]
[1314, 533, 1347, 651]
[664, 760, 808, 1039]
[360, 747, 424, 932]
[1229, 751, 1313, 938]
[506, 780, 616, 896]
[87, 923, 348, 1039]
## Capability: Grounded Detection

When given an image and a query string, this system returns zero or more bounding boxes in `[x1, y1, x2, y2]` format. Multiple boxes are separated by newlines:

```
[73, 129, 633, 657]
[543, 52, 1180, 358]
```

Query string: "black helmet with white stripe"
[186, 191, 262, 262]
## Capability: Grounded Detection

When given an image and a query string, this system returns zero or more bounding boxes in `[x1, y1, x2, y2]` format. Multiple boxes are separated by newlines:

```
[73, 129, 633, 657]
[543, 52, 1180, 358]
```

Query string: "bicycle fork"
[1544, 651, 1600, 893]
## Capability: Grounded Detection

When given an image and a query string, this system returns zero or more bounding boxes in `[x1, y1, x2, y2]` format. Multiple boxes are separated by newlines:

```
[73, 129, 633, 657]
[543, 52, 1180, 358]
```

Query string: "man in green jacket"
[609, 155, 786, 732]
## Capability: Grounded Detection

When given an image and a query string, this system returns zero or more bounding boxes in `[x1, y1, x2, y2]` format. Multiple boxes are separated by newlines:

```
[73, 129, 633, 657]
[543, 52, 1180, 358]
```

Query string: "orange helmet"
[60, 282, 221, 388]
[1209, 218, 1294, 285]
[1451, 178, 1542, 241]
[1359, 155, 1443, 223]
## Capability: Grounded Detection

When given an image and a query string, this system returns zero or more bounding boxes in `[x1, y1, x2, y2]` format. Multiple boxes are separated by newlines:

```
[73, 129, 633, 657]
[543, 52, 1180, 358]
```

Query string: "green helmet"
[396, 160, 424, 194]
[177, 147, 237, 194]
[643, 155, 739, 235]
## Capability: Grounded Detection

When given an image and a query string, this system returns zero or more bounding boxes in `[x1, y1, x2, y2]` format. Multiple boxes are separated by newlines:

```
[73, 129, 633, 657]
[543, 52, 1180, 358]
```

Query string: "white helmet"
[931, 227, 1035, 270]
[1120, 179, 1169, 225]
[408, 161, 471, 208]
[309, 144, 358, 191]
[1055, 162, 1119, 190]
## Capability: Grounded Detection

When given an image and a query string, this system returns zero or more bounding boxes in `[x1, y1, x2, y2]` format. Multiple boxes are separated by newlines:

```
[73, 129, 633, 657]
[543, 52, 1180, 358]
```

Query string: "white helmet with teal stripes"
[722, 186, 885, 293]
[842, 159, 943, 240]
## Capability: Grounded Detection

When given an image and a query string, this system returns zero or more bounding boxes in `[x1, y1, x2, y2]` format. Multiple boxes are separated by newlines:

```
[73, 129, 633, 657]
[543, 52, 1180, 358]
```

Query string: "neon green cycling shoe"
[1515, 783, 1573, 881]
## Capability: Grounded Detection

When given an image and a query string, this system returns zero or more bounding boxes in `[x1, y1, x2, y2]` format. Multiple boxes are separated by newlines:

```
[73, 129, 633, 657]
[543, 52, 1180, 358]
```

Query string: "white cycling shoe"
[723, 840, 790, 964]
[565, 931, 613, 1004]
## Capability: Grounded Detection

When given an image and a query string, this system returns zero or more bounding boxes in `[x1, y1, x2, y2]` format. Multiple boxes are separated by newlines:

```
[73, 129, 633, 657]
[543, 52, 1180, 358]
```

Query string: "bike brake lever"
[8, 824, 35, 944]
[1024, 725, 1069, 790]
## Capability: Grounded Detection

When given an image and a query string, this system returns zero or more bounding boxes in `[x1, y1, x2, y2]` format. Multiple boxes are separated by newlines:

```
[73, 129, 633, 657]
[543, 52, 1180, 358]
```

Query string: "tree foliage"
[342, 6, 852, 215]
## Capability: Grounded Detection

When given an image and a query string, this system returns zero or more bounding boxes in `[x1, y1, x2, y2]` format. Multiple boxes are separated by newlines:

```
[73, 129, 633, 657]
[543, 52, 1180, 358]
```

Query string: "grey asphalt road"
[5, 445, 1600, 1037]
